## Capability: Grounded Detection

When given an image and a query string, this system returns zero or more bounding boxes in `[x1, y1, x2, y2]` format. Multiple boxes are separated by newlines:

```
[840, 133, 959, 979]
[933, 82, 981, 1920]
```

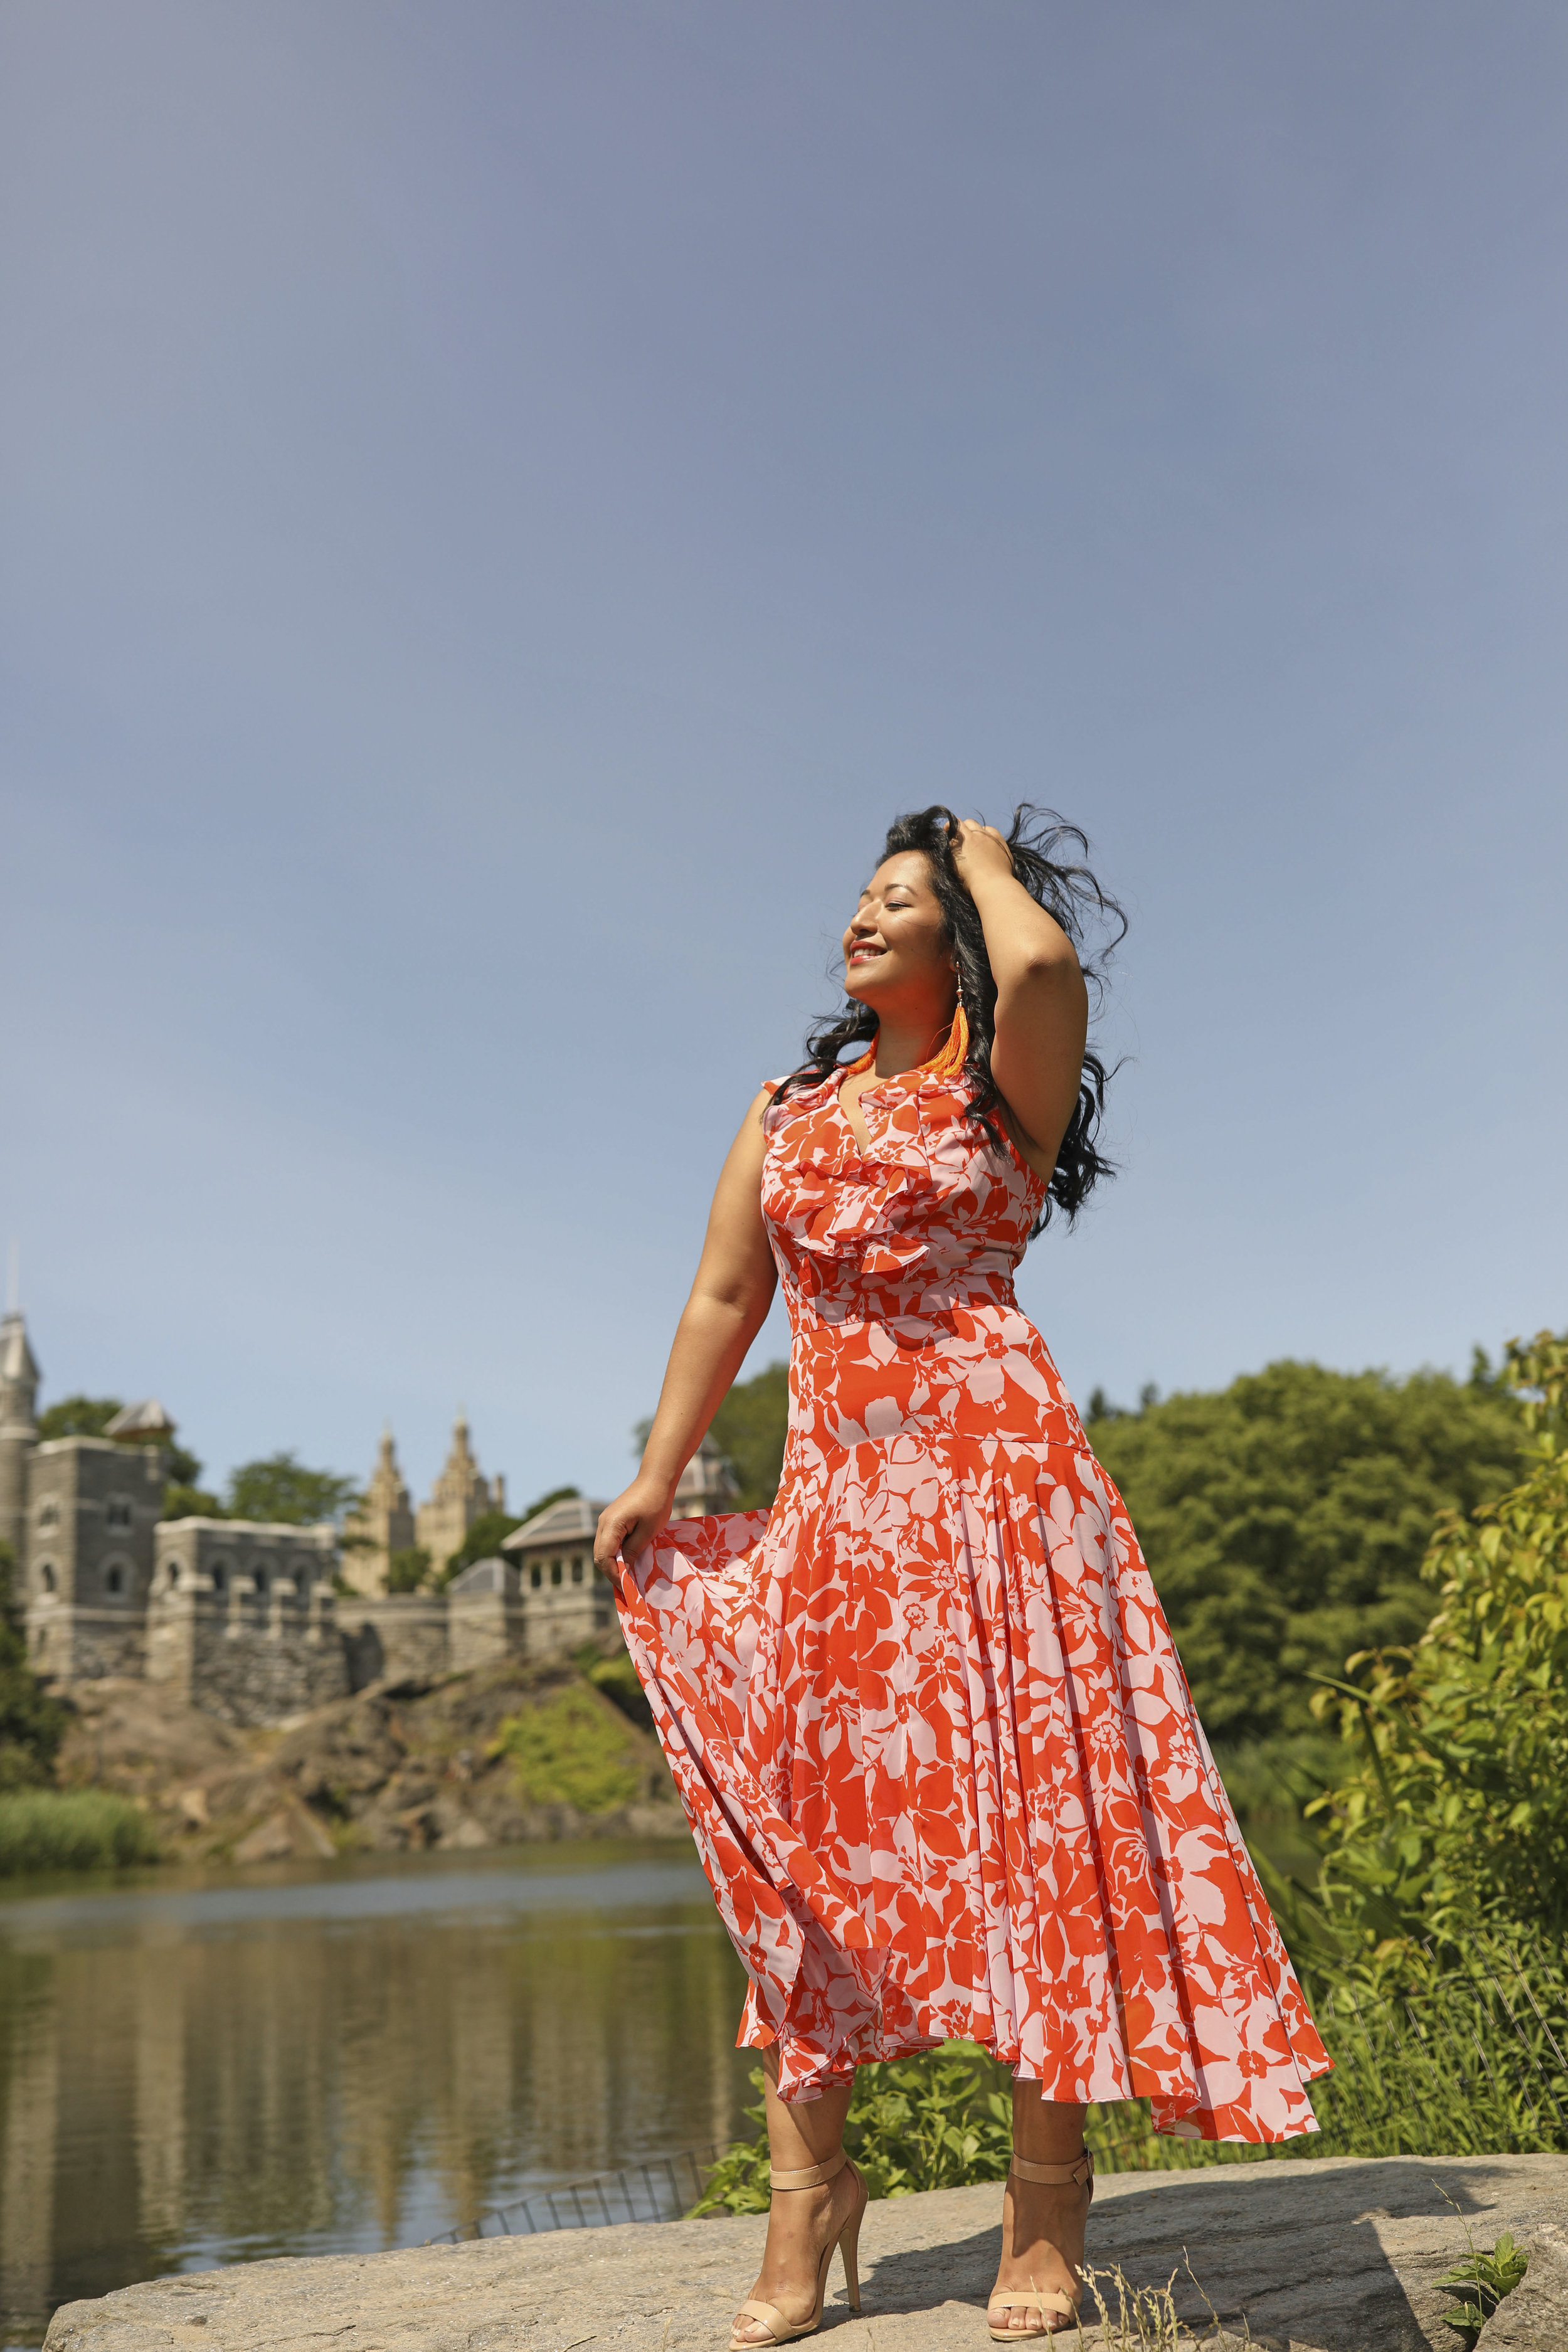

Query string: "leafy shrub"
[489, 1685, 642, 1814]
[0, 1789, 161, 1874]
[693, 2043, 1013, 2213]
[1310, 1330, 1568, 1949]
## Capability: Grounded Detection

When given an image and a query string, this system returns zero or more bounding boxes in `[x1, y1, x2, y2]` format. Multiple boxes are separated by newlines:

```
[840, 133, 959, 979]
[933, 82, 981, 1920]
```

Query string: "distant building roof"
[501, 1495, 605, 1552]
[447, 1555, 518, 1596]
[105, 1399, 178, 1443]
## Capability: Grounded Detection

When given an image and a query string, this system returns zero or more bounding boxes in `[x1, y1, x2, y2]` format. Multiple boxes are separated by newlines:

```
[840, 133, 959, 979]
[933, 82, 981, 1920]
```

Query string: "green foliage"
[1436, 2231, 1528, 2338]
[708, 1362, 790, 1511]
[489, 1685, 642, 1814]
[0, 1543, 66, 1791]
[386, 1545, 433, 1594]
[1089, 1359, 1522, 1743]
[36, 1394, 124, 1440]
[224, 1451, 361, 1527]
[586, 1651, 653, 1730]
[0, 1788, 161, 1873]
[693, 2044, 1013, 2214]
[162, 1439, 203, 1488]
[38, 1396, 201, 1485]
[515, 1483, 581, 1525]
[161, 1482, 226, 1522]
[1310, 1330, 1568, 1948]
[440, 1510, 522, 1582]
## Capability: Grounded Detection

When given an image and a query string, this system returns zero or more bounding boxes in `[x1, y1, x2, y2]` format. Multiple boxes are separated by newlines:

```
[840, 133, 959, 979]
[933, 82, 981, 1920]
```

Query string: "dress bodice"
[760, 1066, 1047, 1325]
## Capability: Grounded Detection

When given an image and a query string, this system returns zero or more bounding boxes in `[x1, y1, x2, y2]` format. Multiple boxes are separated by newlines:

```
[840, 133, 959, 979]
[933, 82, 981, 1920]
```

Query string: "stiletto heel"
[837, 2185, 863, 2314]
[985, 2149, 1094, 2341]
[730, 2152, 868, 2346]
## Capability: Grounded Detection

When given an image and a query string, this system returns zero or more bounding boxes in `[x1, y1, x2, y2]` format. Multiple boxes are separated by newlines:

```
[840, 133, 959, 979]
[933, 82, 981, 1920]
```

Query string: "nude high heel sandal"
[986, 2149, 1094, 2341]
[729, 2151, 867, 2348]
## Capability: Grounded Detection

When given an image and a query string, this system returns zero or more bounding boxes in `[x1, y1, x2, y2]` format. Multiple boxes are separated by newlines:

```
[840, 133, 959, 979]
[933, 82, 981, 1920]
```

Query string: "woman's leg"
[988, 2084, 1090, 2336]
[731, 2048, 861, 2346]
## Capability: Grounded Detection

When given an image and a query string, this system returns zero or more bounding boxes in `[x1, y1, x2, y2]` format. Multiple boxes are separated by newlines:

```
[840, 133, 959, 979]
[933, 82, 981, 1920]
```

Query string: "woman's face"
[842, 851, 956, 1016]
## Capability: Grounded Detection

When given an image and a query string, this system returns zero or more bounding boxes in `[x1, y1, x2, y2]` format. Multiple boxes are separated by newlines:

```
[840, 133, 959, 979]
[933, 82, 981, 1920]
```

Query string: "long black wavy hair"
[775, 805, 1126, 1231]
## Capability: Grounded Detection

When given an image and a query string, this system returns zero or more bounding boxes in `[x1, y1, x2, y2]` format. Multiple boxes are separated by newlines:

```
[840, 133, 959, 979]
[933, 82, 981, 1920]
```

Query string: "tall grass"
[0, 1789, 161, 1875]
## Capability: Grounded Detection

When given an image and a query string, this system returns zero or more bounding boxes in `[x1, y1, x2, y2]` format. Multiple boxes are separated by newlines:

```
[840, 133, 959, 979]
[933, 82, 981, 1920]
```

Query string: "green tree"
[37, 1394, 203, 1485]
[1311, 1330, 1568, 1949]
[224, 1451, 361, 1526]
[708, 1361, 790, 1510]
[36, 1395, 123, 1440]
[1088, 1360, 1523, 1745]
[161, 1481, 227, 1521]
[0, 1544, 66, 1791]
[514, 1482, 580, 1525]
[439, 1510, 524, 1582]
[386, 1545, 433, 1593]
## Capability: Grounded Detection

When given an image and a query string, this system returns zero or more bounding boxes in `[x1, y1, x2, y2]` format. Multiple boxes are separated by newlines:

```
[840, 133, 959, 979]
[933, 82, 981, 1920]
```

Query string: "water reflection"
[0, 1843, 753, 2349]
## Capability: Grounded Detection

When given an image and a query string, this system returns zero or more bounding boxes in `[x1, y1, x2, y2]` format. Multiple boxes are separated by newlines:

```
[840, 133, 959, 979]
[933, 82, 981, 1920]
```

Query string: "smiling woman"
[778, 807, 1123, 1231]
[593, 806, 1331, 2349]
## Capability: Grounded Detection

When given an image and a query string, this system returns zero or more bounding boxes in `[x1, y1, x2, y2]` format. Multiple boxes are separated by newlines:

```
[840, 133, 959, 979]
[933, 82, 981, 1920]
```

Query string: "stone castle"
[0, 1310, 736, 1729]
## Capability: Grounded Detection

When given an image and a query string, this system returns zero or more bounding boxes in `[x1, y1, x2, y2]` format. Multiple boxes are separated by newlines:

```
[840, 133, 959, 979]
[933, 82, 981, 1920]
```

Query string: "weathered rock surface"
[54, 1662, 682, 1862]
[1477, 2220, 1568, 2349]
[43, 2153, 1568, 2351]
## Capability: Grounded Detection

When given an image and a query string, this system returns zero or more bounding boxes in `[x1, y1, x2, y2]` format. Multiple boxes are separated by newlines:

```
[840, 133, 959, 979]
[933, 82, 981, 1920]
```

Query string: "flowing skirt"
[613, 1322, 1330, 2136]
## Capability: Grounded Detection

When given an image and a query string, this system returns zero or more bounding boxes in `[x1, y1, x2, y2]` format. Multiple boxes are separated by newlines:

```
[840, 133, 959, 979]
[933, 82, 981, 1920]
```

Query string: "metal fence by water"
[426, 2142, 739, 2240]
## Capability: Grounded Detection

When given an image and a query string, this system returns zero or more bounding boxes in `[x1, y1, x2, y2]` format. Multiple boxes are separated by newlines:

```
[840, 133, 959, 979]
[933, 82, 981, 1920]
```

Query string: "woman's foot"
[730, 2161, 864, 2347]
[987, 2158, 1091, 2338]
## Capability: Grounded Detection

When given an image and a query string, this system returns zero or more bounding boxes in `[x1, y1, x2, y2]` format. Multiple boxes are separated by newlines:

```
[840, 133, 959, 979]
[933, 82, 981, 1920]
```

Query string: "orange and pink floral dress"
[613, 1035, 1330, 2137]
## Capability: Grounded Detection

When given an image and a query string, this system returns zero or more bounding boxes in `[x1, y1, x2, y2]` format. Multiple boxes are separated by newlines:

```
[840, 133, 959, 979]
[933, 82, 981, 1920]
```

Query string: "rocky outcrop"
[40, 2152, 1568, 2349]
[53, 1657, 682, 1862]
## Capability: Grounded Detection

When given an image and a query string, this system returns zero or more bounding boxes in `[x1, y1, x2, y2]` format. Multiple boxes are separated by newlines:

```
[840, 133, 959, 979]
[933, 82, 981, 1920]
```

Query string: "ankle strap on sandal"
[769, 2149, 848, 2190]
[1009, 2149, 1093, 2188]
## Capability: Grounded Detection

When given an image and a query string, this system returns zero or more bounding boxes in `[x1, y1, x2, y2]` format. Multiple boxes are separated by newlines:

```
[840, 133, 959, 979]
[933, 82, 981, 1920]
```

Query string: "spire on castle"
[0, 1311, 41, 1408]
[415, 1410, 499, 1577]
[339, 1426, 415, 1596]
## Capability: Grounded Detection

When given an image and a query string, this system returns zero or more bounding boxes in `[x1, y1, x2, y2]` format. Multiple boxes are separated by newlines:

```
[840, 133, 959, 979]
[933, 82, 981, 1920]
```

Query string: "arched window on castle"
[105, 1563, 125, 1597]
[38, 1561, 56, 1594]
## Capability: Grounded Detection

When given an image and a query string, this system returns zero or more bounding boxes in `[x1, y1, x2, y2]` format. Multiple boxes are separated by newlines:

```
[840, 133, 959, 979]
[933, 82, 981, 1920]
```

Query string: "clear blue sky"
[3, 3, 1564, 1511]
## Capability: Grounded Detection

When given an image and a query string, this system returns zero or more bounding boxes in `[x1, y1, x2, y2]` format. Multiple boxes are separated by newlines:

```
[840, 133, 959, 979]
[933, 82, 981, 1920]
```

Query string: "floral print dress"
[613, 1044, 1330, 2137]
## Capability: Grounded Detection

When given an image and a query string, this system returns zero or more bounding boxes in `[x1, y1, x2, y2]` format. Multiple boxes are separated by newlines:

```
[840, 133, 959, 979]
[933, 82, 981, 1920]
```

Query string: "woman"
[595, 808, 1328, 2346]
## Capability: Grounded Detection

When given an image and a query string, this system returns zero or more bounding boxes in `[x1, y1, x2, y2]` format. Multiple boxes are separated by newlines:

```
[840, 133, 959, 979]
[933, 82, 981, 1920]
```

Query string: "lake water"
[0, 1841, 755, 2351]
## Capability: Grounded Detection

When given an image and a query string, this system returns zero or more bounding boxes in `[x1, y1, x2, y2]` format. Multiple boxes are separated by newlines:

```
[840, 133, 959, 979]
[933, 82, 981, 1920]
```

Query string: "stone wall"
[146, 1585, 349, 1728]
[28, 1602, 146, 1683]
[336, 1595, 453, 1691]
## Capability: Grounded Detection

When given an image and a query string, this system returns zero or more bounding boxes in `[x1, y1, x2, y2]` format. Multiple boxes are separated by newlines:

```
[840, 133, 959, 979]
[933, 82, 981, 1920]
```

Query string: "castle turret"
[0, 1311, 40, 1574]
[339, 1428, 416, 1596]
[415, 1412, 498, 1577]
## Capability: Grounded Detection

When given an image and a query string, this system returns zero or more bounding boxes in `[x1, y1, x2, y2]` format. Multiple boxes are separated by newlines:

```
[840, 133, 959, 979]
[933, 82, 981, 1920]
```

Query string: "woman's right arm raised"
[593, 1088, 778, 1574]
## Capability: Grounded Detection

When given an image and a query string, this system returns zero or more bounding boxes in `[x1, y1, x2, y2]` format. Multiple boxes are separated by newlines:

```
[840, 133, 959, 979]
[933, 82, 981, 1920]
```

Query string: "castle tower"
[0, 1311, 40, 1576]
[339, 1429, 416, 1597]
[415, 1412, 500, 1577]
